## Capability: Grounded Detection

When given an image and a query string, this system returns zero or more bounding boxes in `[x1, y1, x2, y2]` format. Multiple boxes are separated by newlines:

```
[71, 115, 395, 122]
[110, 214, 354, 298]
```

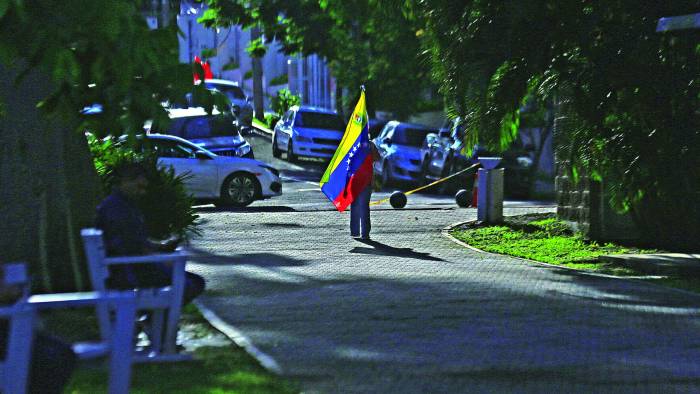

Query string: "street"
[187, 134, 700, 393]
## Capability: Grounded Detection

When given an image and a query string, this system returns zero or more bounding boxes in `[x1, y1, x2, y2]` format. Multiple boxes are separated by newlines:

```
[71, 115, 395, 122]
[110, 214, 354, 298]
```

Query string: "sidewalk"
[599, 253, 700, 275]
[189, 206, 700, 393]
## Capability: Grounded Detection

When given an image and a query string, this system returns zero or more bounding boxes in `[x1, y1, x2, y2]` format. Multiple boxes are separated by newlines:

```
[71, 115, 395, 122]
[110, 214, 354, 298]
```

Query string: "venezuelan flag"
[320, 90, 373, 211]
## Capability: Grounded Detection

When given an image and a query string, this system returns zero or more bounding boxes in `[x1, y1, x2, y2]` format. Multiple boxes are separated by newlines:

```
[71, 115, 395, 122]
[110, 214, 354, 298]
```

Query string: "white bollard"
[477, 158, 504, 223]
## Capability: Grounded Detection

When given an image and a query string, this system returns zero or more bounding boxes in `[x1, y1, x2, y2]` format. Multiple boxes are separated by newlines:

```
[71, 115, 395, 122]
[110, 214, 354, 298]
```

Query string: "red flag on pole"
[193, 56, 213, 83]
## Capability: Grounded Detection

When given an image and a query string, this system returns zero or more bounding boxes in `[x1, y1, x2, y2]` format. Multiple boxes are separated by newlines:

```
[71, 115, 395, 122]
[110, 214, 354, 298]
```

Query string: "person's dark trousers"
[0, 325, 77, 394]
[183, 272, 205, 306]
[28, 333, 77, 394]
[350, 186, 372, 237]
[108, 265, 205, 306]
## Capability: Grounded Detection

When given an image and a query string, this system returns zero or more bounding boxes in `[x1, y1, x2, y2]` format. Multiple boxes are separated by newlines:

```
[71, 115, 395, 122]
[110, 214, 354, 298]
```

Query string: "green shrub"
[269, 73, 288, 86]
[264, 113, 281, 129]
[88, 134, 200, 240]
[271, 88, 301, 116]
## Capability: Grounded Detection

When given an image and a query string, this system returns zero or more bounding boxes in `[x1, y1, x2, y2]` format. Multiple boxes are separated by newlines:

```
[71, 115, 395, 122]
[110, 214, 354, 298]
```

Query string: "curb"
[441, 220, 620, 279]
[440, 220, 700, 299]
[194, 300, 283, 374]
[250, 122, 273, 140]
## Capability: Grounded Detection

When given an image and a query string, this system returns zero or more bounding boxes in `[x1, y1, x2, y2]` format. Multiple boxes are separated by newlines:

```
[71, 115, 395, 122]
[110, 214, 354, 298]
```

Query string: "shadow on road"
[349, 239, 445, 262]
[188, 247, 308, 267]
[194, 205, 296, 213]
[540, 265, 700, 310]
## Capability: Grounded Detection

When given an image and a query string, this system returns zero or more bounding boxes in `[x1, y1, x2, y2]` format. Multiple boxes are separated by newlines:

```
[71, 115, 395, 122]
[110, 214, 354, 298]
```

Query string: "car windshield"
[205, 83, 246, 100]
[161, 115, 239, 139]
[393, 127, 434, 147]
[295, 111, 344, 131]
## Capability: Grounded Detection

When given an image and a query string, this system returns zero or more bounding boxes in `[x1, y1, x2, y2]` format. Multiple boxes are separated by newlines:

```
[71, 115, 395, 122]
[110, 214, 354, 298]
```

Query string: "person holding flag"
[320, 87, 380, 239]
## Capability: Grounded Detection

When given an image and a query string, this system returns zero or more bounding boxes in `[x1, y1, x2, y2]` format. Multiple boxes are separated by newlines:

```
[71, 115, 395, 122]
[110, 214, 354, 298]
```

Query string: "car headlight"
[237, 144, 251, 156]
[296, 135, 312, 143]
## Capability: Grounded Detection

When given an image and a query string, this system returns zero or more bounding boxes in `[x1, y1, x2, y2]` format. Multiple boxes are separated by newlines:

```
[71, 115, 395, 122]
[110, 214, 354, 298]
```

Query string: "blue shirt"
[95, 191, 168, 288]
[96, 191, 149, 256]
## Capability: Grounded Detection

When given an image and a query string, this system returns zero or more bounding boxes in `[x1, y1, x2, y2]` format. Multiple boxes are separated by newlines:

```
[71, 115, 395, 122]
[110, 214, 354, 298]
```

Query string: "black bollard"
[455, 189, 471, 208]
[389, 191, 407, 209]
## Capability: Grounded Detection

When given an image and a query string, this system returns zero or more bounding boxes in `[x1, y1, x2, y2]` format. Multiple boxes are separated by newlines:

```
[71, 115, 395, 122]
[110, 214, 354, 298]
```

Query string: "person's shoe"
[359, 234, 370, 240]
[351, 233, 360, 238]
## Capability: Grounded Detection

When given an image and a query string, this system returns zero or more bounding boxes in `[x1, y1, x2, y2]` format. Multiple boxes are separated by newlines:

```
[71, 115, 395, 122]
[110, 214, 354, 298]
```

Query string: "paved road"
[188, 134, 700, 393]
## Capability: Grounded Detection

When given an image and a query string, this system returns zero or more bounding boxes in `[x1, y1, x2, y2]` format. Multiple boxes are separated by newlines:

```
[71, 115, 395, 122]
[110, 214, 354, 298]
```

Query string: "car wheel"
[272, 133, 281, 158]
[287, 138, 298, 163]
[218, 172, 260, 207]
[419, 158, 430, 186]
[440, 156, 455, 194]
[441, 155, 454, 178]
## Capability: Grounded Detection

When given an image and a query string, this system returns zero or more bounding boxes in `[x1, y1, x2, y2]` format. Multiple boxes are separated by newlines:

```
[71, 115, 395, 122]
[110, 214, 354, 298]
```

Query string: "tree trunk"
[0, 63, 101, 292]
[250, 27, 265, 121]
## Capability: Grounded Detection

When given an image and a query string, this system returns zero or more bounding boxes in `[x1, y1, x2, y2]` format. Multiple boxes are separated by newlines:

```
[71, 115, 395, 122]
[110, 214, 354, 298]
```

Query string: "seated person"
[0, 264, 77, 394]
[95, 162, 205, 305]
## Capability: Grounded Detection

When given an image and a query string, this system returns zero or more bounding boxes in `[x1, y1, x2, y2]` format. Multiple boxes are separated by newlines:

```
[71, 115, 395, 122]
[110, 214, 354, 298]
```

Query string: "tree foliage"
[198, 0, 434, 118]
[271, 88, 301, 116]
[88, 135, 200, 240]
[418, 1, 700, 249]
[0, 1, 195, 290]
[0, 0, 192, 137]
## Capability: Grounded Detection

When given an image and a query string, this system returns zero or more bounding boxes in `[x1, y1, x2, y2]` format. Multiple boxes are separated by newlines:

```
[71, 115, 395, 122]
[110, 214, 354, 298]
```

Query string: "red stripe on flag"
[332, 155, 373, 211]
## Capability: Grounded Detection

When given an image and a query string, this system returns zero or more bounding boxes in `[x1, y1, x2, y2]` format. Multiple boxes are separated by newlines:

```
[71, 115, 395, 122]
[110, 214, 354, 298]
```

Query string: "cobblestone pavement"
[187, 202, 700, 394]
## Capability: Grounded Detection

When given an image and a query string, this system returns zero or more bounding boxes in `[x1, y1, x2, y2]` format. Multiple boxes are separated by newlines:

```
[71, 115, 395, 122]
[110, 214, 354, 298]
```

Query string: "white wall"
[177, 2, 335, 111]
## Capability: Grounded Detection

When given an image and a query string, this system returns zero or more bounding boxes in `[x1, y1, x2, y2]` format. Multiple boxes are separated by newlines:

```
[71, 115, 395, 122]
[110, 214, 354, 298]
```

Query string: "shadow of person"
[349, 239, 444, 262]
[187, 247, 308, 267]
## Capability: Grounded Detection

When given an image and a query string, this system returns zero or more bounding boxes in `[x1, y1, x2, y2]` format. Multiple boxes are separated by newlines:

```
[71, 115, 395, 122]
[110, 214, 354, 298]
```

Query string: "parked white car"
[272, 106, 345, 162]
[132, 134, 282, 207]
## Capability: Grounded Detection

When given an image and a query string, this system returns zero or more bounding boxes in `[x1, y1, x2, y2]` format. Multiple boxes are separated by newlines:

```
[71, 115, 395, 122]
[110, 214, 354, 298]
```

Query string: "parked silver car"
[272, 106, 345, 162]
[151, 107, 254, 159]
[201, 79, 254, 129]
[372, 121, 437, 187]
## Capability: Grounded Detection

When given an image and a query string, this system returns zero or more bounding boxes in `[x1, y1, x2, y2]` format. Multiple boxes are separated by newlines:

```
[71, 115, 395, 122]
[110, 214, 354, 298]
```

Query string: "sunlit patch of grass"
[68, 344, 298, 394]
[450, 215, 654, 276]
[49, 304, 298, 394]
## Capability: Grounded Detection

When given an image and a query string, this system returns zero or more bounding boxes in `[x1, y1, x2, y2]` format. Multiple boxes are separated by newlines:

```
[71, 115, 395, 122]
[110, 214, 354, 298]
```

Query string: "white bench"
[81, 228, 190, 361]
[0, 263, 137, 394]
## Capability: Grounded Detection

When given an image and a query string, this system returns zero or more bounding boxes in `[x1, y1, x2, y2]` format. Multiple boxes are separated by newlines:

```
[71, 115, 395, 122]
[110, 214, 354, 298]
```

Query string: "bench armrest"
[28, 291, 136, 309]
[104, 252, 188, 265]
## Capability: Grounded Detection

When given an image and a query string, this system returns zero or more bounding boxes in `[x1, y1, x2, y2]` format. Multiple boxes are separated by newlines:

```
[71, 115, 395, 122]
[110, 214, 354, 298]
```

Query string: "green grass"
[450, 214, 700, 293]
[451, 215, 651, 275]
[252, 117, 274, 132]
[42, 305, 298, 394]
[451, 223, 645, 275]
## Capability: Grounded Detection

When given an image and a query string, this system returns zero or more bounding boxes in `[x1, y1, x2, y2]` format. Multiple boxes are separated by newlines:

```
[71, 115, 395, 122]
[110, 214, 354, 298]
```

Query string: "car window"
[393, 127, 433, 147]
[163, 115, 239, 139]
[151, 139, 197, 158]
[368, 120, 387, 139]
[384, 127, 394, 141]
[294, 111, 344, 131]
[204, 83, 246, 100]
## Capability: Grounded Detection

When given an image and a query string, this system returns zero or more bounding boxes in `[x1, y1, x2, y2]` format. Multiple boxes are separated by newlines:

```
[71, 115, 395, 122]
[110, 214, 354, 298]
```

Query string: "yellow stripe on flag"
[319, 91, 368, 186]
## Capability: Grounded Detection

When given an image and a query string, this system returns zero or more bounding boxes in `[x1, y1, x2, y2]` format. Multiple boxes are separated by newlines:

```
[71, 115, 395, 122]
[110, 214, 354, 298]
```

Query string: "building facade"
[177, 1, 335, 111]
